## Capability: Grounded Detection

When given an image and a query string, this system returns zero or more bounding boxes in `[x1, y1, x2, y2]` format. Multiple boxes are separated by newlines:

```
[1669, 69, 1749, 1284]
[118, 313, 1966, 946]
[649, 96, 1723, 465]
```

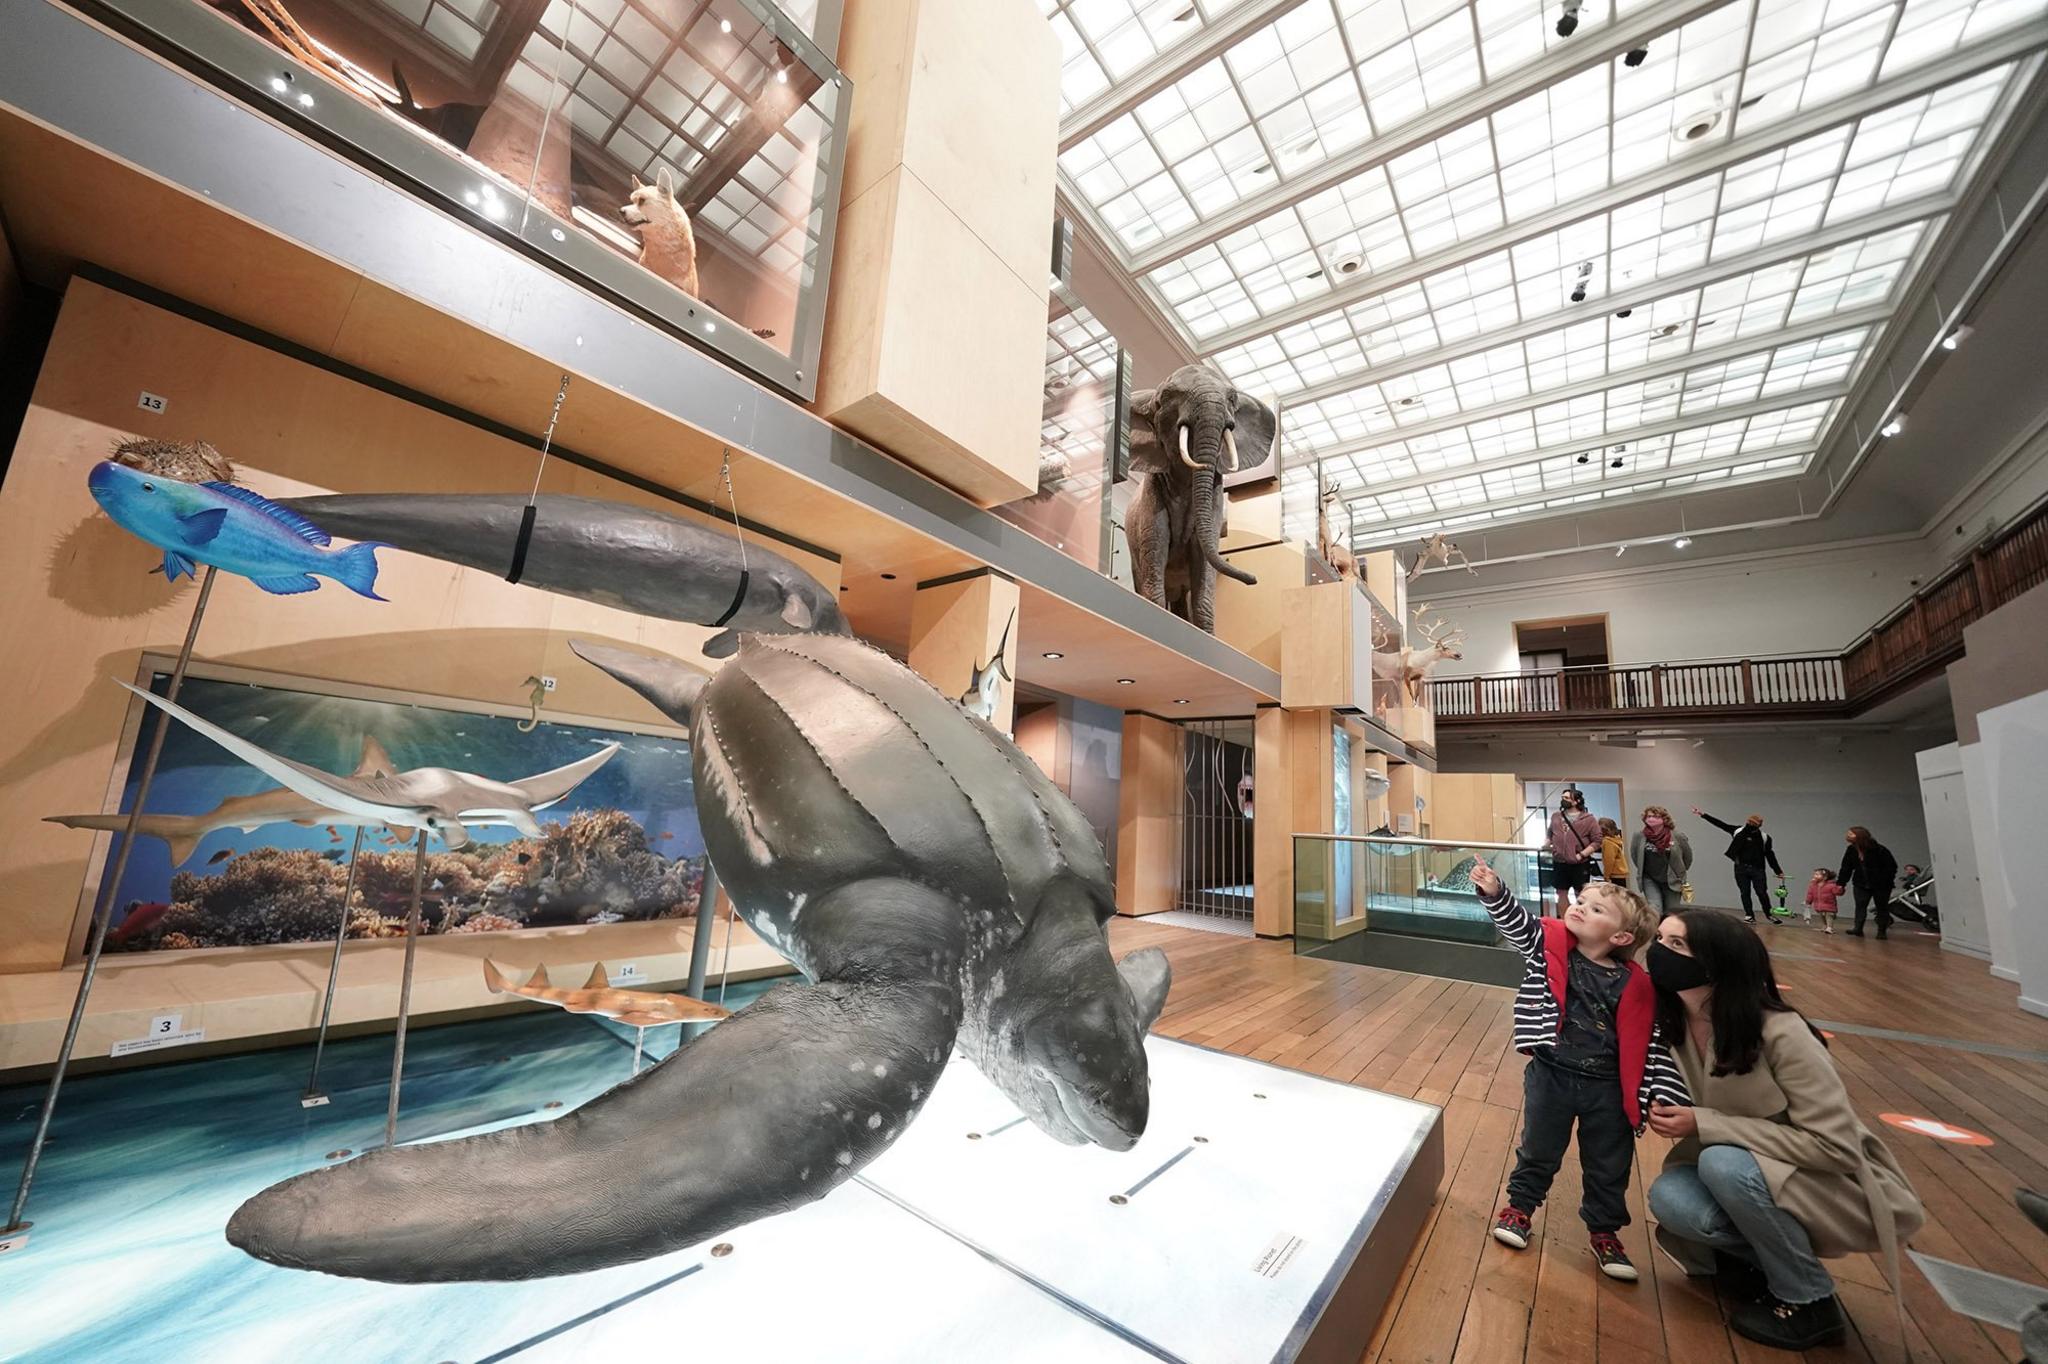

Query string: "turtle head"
[985, 880, 1168, 1151]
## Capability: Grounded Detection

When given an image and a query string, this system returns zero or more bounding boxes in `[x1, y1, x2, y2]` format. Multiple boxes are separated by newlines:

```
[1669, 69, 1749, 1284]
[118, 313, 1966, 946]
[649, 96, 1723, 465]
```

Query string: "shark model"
[103, 682, 618, 850]
[49, 737, 420, 865]
[482, 960, 730, 1027]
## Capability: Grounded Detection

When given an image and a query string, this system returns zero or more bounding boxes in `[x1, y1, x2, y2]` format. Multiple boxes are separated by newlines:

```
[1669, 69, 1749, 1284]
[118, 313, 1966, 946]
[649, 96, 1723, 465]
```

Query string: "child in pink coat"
[1805, 868, 1843, 933]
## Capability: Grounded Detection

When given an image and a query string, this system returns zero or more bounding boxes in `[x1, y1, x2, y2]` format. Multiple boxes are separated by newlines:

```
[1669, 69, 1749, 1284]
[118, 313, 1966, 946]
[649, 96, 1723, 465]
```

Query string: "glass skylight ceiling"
[1052, 0, 2048, 546]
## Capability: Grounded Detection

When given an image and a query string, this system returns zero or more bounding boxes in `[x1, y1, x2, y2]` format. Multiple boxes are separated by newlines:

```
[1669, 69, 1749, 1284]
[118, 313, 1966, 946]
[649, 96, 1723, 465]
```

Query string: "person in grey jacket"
[1630, 805, 1693, 914]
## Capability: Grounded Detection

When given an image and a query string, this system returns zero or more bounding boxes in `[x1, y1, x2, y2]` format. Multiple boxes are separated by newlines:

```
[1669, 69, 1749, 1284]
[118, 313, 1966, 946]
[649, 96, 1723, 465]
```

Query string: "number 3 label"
[150, 1012, 181, 1037]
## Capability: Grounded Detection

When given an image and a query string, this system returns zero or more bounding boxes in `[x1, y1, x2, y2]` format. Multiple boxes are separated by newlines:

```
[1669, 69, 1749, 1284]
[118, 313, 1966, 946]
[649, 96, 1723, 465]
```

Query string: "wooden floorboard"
[1107, 913, 2048, 1364]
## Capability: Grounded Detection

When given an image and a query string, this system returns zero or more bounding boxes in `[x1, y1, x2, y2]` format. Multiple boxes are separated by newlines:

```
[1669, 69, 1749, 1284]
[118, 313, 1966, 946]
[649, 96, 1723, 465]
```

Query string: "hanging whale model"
[108, 682, 618, 850]
[223, 493, 1170, 1284]
[88, 462, 386, 597]
[277, 492, 844, 656]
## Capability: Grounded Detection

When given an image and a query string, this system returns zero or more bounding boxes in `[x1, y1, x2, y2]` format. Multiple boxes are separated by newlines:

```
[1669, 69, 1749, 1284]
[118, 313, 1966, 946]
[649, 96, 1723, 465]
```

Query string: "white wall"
[1439, 731, 1935, 912]
[1428, 540, 1919, 678]
[1960, 742, 2019, 982]
[1915, 742, 1990, 961]
[1978, 693, 2048, 1014]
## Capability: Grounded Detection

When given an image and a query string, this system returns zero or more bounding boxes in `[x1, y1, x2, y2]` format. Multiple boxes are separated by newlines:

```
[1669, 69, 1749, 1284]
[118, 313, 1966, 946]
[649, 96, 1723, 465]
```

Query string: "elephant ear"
[1229, 392, 1280, 478]
[1125, 388, 1172, 476]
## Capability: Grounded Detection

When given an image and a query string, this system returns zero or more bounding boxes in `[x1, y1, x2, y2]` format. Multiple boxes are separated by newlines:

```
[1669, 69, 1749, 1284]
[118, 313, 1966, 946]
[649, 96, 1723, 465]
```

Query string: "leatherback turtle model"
[225, 507, 1169, 1283]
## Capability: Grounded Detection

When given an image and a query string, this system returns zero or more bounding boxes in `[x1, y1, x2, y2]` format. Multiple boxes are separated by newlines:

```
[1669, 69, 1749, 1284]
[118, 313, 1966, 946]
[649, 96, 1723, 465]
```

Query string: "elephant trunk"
[1189, 424, 1258, 587]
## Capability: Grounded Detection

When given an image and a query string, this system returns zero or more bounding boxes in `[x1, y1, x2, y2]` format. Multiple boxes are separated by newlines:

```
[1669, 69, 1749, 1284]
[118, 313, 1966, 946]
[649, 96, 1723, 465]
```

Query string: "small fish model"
[206, 848, 234, 865]
[958, 608, 1016, 723]
[87, 462, 387, 598]
[107, 901, 171, 946]
[103, 684, 617, 850]
[482, 960, 729, 1028]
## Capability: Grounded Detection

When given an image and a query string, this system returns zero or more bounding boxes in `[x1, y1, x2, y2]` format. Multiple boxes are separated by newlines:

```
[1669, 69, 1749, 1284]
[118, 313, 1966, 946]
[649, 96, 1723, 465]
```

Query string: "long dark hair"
[1653, 910, 1825, 1076]
[1848, 825, 1875, 853]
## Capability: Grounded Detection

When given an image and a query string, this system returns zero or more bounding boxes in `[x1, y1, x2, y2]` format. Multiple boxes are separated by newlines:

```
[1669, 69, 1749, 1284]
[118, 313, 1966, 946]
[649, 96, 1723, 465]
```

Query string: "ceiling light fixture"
[1673, 536, 1693, 549]
[1880, 414, 1906, 438]
[1173, 699, 1190, 705]
[1117, 678, 1136, 685]
[1615, 544, 1628, 557]
[1941, 325, 1973, 350]
[720, 17, 732, 33]
[776, 66, 788, 83]
[1042, 652, 1064, 660]
[1576, 452, 1591, 465]
[1624, 45, 1649, 66]
[879, 572, 898, 580]
[1610, 456, 1624, 469]
[1556, 0, 1582, 36]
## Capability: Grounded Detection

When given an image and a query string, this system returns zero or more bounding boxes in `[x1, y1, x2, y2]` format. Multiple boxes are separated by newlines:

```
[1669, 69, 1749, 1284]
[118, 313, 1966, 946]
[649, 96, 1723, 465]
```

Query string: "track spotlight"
[1673, 536, 1693, 549]
[1615, 307, 1633, 318]
[1941, 325, 1973, 350]
[1610, 456, 1624, 468]
[1880, 414, 1906, 438]
[1556, 0, 1582, 36]
[1624, 45, 1649, 66]
[1570, 285, 1588, 303]
[1615, 544, 1628, 557]
[1576, 452, 1591, 465]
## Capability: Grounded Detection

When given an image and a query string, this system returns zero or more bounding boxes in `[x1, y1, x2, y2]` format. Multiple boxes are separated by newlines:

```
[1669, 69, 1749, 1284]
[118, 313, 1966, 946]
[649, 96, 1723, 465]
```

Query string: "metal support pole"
[382, 830, 429, 1150]
[632, 1026, 645, 1076]
[4, 566, 219, 1250]
[683, 861, 719, 1043]
[301, 825, 370, 1106]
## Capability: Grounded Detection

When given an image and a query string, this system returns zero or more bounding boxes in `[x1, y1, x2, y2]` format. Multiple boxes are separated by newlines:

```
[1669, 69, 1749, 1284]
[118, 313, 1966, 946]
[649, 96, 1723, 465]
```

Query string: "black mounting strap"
[713, 568, 751, 627]
[505, 504, 539, 585]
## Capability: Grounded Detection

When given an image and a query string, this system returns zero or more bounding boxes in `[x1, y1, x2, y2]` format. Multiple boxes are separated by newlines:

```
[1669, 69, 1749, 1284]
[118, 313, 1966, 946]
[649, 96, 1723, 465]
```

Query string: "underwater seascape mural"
[64, 670, 705, 954]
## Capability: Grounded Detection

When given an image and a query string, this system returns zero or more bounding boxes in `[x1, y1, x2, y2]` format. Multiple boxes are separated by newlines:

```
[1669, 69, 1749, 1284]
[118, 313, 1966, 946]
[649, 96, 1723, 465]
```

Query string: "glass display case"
[99, 0, 848, 397]
[995, 283, 1127, 574]
[1294, 834, 1542, 953]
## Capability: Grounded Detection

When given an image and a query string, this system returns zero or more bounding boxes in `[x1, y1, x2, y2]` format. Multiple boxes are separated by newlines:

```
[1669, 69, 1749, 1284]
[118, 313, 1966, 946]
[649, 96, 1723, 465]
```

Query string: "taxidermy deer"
[1371, 611, 1467, 704]
[622, 168, 701, 299]
[1406, 531, 1477, 582]
[1317, 487, 1357, 580]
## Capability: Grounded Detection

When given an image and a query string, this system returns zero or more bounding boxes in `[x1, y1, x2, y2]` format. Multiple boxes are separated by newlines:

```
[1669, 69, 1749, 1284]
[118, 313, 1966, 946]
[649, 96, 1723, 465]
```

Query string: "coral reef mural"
[75, 672, 705, 954]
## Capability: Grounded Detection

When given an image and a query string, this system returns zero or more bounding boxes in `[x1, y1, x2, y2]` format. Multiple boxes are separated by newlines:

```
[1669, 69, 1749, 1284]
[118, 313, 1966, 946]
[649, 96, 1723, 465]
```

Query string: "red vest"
[1538, 918, 1656, 1126]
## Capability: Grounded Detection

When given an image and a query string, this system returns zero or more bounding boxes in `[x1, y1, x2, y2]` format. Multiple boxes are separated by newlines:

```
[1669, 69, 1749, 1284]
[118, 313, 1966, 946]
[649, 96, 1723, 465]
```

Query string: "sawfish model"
[107, 683, 617, 850]
[483, 959, 730, 1027]
[225, 495, 1170, 1284]
[48, 737, 416, 865]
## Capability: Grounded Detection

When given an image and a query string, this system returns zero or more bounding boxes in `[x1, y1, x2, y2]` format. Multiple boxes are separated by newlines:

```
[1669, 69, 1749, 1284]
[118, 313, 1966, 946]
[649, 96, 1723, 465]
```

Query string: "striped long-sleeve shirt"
[1480, 885, 1691, 1127]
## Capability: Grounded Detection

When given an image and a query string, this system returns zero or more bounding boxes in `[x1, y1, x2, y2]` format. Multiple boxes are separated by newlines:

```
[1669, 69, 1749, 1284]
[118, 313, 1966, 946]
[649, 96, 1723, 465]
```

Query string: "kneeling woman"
[1641, 911, 1923, 1350]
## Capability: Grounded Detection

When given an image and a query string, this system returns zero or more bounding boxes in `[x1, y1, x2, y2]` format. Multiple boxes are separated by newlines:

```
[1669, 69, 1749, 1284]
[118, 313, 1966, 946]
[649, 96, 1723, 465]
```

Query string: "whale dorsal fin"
[353, 736, 398, 778]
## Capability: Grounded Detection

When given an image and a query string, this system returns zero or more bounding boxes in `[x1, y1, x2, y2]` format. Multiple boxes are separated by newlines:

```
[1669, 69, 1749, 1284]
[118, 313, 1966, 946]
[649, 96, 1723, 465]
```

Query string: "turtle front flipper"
[227, 877, 965, 1283]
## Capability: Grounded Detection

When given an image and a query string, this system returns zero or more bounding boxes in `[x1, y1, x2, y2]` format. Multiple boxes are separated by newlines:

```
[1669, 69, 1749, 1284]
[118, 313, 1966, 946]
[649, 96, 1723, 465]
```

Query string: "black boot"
[1731, 1294, 1847, 1350]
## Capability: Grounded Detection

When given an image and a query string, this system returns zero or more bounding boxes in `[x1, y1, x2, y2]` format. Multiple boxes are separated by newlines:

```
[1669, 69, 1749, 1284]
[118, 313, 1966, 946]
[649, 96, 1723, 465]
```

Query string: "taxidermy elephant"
[1126, 365, 1278, 633]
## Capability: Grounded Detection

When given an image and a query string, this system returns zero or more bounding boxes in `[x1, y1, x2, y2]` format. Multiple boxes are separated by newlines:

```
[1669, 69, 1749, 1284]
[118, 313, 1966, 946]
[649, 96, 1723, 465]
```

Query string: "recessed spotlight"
[1042, 651, 1064, 660]
[1624, 46, 1649, 66]
[1336, 255, 1363, 275]
[879, 572, 898, 580]
[1252, 162, 1273, 175]
[1615, 308, 1632, 319]
[1117, 678, 1136, 685]
[776, 66, 788, 84]
[1880, 414, 1906, 438]
[1941, 325, 1972, 350]
[1655, 322, 1682, 337]
[1173, 699, 1190, 705]
[838, 585, 849, 592]
[1397, 396, 1416, 406]
[720, 16, 732, 32]
[1306, 267, 1325, 280]
[1673, 536, 1693, 549]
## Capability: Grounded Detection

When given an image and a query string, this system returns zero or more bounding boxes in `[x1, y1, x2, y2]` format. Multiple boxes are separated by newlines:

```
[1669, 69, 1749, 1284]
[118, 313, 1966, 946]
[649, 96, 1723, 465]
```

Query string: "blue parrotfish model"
[87, 461, 387, 598]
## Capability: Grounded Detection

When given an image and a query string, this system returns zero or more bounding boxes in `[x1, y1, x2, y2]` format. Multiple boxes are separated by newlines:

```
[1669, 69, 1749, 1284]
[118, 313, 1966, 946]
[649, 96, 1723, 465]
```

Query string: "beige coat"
[1663, 1009, 1924, 1259]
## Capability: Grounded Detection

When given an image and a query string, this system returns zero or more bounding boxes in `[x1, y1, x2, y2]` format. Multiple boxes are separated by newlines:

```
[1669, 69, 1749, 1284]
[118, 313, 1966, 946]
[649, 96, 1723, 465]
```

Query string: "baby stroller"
[1888, 872, 1940, 932]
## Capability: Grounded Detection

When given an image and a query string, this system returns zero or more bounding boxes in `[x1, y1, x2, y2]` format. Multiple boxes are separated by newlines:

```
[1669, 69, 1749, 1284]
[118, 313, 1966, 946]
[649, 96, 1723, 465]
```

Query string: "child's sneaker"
[1591, 1232, 1638, 1280]
[1492, 1206, 1532, 1249]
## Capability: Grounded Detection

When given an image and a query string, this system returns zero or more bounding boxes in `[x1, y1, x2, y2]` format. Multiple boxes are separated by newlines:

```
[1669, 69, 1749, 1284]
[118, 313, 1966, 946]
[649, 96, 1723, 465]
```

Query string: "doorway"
[1514, 616, 1612, 712]
[1176, 716, 1256, 932]
[1522, 777, 1624, 849]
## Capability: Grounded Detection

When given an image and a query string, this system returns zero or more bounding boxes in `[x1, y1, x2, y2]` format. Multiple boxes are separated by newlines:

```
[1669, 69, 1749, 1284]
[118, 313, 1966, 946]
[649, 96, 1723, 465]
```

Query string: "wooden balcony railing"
[1433, 493, 2048, 726]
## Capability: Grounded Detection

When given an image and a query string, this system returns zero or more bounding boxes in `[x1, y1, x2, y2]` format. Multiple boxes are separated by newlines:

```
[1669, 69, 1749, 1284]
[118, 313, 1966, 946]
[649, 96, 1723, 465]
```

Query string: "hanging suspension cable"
[710, 446, 753, 629]
[507, 373, 571, 585]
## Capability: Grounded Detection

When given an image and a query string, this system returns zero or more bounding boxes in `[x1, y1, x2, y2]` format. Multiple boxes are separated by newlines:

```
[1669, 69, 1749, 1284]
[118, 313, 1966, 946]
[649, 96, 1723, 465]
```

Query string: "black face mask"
[1647, 941, 1711, 993]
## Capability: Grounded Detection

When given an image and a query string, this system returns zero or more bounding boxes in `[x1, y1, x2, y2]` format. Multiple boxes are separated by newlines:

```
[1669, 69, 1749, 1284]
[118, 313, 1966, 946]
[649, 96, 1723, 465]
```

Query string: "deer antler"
[1370, 616, 1394, 650]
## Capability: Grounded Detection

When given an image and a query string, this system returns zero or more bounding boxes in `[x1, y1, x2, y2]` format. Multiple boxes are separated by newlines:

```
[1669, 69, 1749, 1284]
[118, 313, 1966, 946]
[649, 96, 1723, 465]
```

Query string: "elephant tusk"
[1224, 427, 1240, 474]
[1178, 425, 1201, 472]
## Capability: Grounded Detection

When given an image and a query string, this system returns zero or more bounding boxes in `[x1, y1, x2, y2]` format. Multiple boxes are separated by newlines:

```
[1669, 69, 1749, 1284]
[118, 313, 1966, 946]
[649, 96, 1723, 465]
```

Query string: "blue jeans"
[1642, 879, 1677, 914]
[1648, 1146, 1835, 1304]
